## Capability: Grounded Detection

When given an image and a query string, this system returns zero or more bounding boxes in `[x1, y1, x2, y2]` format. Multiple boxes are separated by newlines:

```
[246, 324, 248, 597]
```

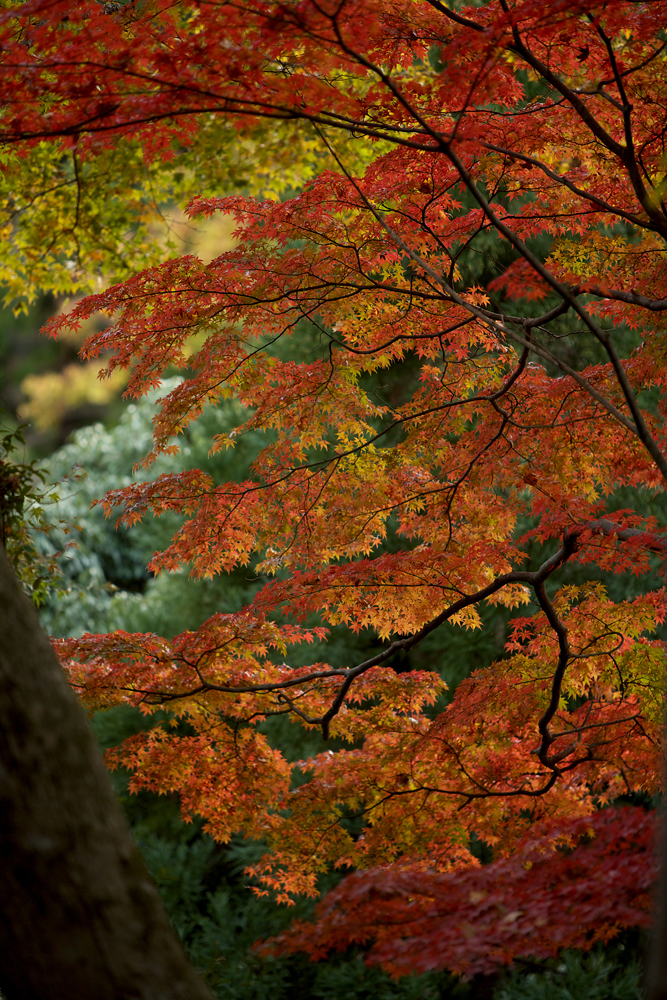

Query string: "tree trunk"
[647, 837, 667, 1000]
[646, 779, 667, 1000]
[0, 548, 215, 1000]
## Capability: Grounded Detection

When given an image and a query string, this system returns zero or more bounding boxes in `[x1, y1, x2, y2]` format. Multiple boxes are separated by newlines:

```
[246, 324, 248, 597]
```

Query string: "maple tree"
[1, 0, 667, 988]
[264, 806, 657, 978]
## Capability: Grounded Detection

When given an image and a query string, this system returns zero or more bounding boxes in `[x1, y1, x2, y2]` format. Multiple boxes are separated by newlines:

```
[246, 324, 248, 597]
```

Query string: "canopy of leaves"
[36, 397, 648, 999]
[2, 0, 667, 977]
[264, 806, 656, 978]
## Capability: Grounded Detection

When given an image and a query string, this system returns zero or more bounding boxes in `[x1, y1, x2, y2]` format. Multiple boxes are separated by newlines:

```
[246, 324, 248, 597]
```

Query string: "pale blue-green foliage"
[37, 381, 262, 639]
[494, 948, 644, 1000]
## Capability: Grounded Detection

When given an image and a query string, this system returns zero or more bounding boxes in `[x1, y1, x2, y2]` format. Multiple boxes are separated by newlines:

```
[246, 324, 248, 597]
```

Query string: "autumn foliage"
[264, 806, 658, 977]
[2, 0, 667, 977]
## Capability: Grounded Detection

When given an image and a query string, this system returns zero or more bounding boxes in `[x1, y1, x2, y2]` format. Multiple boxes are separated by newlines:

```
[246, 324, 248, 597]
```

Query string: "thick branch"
[534, 578, 572, 772]
[585, 287, 667, 311]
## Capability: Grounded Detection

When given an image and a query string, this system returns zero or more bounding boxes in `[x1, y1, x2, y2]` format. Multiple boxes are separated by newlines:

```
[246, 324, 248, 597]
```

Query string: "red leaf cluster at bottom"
[262, 807, 657, 978]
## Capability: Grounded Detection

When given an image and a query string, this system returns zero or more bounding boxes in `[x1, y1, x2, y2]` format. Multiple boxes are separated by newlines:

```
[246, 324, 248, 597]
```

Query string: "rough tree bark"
[0, 548, 215, 1000]
[646, 764, 667, 1000]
